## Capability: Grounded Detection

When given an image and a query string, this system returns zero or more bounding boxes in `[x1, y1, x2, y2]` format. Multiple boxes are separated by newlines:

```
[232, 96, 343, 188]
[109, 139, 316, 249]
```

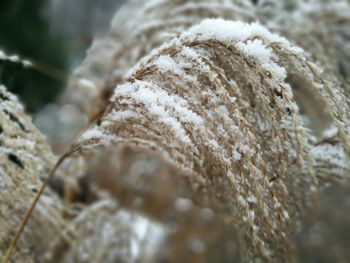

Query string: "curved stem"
[1, 152, 71, 263]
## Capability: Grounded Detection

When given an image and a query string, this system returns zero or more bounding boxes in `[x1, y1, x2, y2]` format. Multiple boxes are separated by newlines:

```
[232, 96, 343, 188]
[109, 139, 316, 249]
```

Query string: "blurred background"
[0, 0, 125, 113]
[0, 0, 126, 149]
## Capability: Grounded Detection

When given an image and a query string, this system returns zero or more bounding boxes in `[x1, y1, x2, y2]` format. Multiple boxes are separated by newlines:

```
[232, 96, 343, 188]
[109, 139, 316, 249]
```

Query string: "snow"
[180, 47, 213, 78]
[244, 210, 255, 222]
[0, 167, 12, 189]
[273, 199, 281, 209]
[154, 54, 196, 82]
[127, 19, 299, 81]
[110, 109, 138, 121]
[322, 125, 338, 138]
[239, 144, 256, 157]
[70, 198, 166, 261]
[181, 46, 201, 61]
[311, 143, 348, 169]
[175, 198, 193, 212]
[0, 50, 32, 67]
[144, 0, 169, 10]
[238, 195, 248, 207]
[80, 126, 104, 141]
[155, 55, 179, 72]
[208, 139, 220, 150]
[180, 18, 302, 80]
[78, 78, 97, 91]
[114, 80, 203, 144]
[181, 18, 292, 46]
[232, 149, 242, 161]
[247, 196, 257, 204]
[116, 211, 166, 260]
[236, 39, 287, 79]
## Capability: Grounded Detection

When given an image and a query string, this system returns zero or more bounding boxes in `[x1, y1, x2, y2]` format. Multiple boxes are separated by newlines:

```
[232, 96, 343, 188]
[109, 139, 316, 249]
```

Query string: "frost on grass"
[62, 0, 350, 123]
[257, 0, 350, 86]
[181, 18, 293, 79]
[0, 50, 32, 67]
[62, 0, 254, 120]
[0, 85, 65, 262]
[2, 1, 350, 263]
[66, 19, 350, 262]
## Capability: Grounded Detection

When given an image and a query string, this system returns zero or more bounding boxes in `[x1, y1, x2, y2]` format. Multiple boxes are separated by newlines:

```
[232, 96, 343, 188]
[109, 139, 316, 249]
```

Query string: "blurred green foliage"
[0, 0, 69, 112]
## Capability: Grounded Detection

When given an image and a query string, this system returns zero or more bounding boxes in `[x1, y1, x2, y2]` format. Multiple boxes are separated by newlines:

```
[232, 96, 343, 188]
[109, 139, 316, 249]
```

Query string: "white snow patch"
[181, 19, 292, 46]
[0, 50, 32, 67]
[236, 39, 287, 79]
[322, 125, 338, 138]
[154, 54, 195, 81]
[180, 19, 302, 80]
[78, 78, 96, 91]
[311, 143, 348, 169]
[114, 80, 203, 144]
[232, 149, 242, 161]
[247, 196, 257, 204]
[81, 127, 104, 141]
[110, 109, 138, 121]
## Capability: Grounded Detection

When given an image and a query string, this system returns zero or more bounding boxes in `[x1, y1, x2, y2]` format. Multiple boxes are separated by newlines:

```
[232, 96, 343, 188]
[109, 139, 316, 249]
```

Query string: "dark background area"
[0, 0, 125, 113]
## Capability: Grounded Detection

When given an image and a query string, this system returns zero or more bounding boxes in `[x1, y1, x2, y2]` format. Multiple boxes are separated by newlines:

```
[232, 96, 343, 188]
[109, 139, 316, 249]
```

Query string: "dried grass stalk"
[3, 2, 350, 261]
[63, 0, 255, 121]
[0, 85, 66, 262]
[63, 0, 350, 124]
[59, 19, 350, 261]
[255, 0, 350, 86]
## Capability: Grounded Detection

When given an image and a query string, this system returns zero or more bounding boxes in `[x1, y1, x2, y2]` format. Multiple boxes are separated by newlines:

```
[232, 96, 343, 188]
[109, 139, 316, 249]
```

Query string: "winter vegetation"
[1, 0, 350, 262]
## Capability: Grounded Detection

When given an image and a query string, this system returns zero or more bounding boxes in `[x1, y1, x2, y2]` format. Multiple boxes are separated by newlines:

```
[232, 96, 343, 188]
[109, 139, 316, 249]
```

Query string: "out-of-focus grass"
[0, 0, 69, 112]
[295, 184, 350, 263]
